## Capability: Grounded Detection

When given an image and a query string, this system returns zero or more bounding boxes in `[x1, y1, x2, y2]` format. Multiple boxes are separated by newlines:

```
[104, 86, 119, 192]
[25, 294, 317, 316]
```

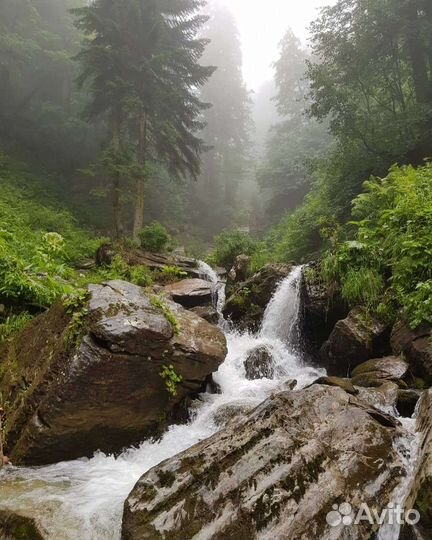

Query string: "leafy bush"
[139, 222, 172, 253]
[0, 313, 33, 344]
[211, 229, 257, 270]
[321, 163, 432, 327]
[158, 265, 188, 284]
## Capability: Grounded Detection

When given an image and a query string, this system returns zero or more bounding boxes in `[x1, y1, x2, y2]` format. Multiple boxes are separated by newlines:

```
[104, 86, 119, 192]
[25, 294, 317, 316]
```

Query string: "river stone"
[354, 382, 400, 412]
[320, 307, 391, 376]
[223, 263, 293, 332]
[244, 346, 274, 380]
[0, 280, 227, 465]
[311, 376, 358, 395]
[404, 389, 432, 537]
[122, 385, 404, 540]
[164, 279, 214, 308]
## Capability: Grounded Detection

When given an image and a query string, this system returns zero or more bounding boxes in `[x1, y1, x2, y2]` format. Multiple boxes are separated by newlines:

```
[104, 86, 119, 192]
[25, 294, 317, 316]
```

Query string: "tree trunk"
[112, 107, 122, 240]
[132, 112, 148, 242]
[402, 0, 430, 104]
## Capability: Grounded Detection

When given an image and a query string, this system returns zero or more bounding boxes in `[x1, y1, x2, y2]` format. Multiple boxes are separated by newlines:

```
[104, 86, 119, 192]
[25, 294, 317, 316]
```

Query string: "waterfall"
[197, 260, 226, 315]
[0, 266, 324, 540]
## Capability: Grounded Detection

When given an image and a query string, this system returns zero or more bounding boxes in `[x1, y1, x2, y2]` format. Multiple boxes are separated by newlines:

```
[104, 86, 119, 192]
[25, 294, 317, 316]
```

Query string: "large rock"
[391, 321, 432, 385]
[244, 345, 274, 380]
[122, 385, 404, 540]
[320, 307, 391, 376]
[301, 265, 348, 354]
[351, 356, 409, 388]
[223, 263, 293, 332]
[164, 279, 214, 308]
[0, 280, 227, 465]
[189, 306, 219, 325]
[404, 389, 432, 537]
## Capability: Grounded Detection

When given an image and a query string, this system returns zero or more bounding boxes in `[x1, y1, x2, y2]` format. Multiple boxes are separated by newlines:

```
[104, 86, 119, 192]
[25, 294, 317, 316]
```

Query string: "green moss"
[150, 295, 180, 334]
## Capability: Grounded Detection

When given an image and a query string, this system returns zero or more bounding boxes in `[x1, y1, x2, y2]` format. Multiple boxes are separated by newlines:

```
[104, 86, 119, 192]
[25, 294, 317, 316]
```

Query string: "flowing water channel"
[0, 266, 421, 540]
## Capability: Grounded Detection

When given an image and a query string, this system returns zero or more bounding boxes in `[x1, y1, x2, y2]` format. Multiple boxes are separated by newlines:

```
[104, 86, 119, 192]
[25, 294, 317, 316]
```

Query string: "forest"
[0, 1, 432, 538]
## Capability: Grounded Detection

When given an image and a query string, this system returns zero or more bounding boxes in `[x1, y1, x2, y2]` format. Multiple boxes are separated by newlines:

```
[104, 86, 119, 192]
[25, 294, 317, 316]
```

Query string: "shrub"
[320, 163, 432, 327]
[138, 222, 171, 253]
[211, 229, 257, 270]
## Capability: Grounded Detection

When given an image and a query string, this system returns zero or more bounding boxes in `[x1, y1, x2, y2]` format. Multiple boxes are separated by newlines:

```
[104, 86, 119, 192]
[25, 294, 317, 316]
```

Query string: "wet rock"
[352, 356, 409, 380]
[164, 278, 214, 308]
[189, 306, 219, 324]
[301, 265, 348, 353]
[213, 401, 254, 428]
[0, 510, 46, 540]
[244, 345, 274, 380]
[391, 321, 432, 385]
[122, 385, 404, 540]
[0, 280, 227, 465]
[223, 263, 293, 331]
[404, 389, 432, 538]
[312, 376, 358, 395]
[396, 389, 422, 418]
[354, 382, 400, 412]
[319, 307, 391, 376]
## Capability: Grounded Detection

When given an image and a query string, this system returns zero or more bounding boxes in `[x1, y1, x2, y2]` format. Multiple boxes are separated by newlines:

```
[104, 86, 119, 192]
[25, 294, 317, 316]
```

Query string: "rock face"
[301, 266, 348, 354]
[391, 321, 432, 384]
[320, 307, 391, 376]
[122, 385, 403, 540]
[404, 389, 432, 537]
[244, 346, 274, 380]
[0, 280, 227, 465]
[223, 264, 293, 332]
[164, 279, 214, 308]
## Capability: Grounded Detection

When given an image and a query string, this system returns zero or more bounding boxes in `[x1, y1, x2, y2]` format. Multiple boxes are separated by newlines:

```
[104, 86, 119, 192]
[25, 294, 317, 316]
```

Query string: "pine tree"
[73, 0, 214, 240]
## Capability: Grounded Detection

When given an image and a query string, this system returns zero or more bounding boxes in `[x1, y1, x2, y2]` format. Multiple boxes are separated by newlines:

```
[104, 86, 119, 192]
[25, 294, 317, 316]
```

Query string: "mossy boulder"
[223, 263, 293, 331]
[0, 280, 227, 465]
[122, 385, 404, 540]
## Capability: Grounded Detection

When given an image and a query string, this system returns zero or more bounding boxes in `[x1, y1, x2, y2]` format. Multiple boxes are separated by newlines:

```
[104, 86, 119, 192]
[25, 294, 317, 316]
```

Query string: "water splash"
[198, 260, 225, 315]
[0, 266, 324, 540]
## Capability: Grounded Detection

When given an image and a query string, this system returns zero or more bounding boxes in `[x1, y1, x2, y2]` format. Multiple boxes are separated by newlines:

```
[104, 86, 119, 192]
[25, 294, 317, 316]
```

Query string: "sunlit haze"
[218, 0, 335, 90]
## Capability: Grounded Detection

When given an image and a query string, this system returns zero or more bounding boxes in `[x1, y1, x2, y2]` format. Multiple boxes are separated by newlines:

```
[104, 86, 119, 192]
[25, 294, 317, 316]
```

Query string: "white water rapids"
[0, 266, 323, 539]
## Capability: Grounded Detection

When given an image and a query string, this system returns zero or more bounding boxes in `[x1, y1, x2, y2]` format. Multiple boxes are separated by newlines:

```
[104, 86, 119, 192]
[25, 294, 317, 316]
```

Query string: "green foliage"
[211, 229, 257, 270]
[321, 163, 432, 327]
[139, 222, 172, 253]
[158, 266, 188, 285]
[81, 255, 153, 288]
[160, 364, 183, 397]
[150, 296, 180, 335]
[0, 313, 33, 345]
[0, 158, 101, 309]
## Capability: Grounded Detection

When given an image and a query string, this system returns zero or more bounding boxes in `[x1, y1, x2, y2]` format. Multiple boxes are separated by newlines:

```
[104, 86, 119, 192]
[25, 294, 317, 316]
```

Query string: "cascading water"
[0, 266, 324, 539]
[197, 260, 226, 315]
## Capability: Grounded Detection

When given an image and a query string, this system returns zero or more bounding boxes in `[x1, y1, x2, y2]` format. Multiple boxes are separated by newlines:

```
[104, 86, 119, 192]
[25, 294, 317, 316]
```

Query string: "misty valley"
[0, 1, 431, 539]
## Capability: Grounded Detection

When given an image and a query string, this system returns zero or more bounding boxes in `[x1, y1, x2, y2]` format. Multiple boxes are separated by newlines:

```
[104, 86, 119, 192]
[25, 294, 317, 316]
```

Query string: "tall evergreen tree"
[73, 0, 214, 239]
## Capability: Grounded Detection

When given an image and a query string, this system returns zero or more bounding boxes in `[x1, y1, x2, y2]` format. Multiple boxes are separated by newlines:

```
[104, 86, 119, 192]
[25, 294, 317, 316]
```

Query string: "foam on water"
[0, 266, 324, 539]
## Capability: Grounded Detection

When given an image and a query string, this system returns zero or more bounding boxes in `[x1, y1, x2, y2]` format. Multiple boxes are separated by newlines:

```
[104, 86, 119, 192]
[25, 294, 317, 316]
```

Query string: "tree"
[188, 1, 252, 238]
[257, 29, 330, 223]
[73, 0, 214, 240]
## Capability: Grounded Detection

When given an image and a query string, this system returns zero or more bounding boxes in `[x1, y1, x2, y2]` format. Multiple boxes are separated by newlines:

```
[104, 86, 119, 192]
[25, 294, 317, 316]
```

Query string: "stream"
[0, 265, 421, 539]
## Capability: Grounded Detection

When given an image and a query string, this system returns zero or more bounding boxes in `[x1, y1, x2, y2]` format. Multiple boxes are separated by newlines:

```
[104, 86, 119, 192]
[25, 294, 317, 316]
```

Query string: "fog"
[219, 0, 336, 89]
